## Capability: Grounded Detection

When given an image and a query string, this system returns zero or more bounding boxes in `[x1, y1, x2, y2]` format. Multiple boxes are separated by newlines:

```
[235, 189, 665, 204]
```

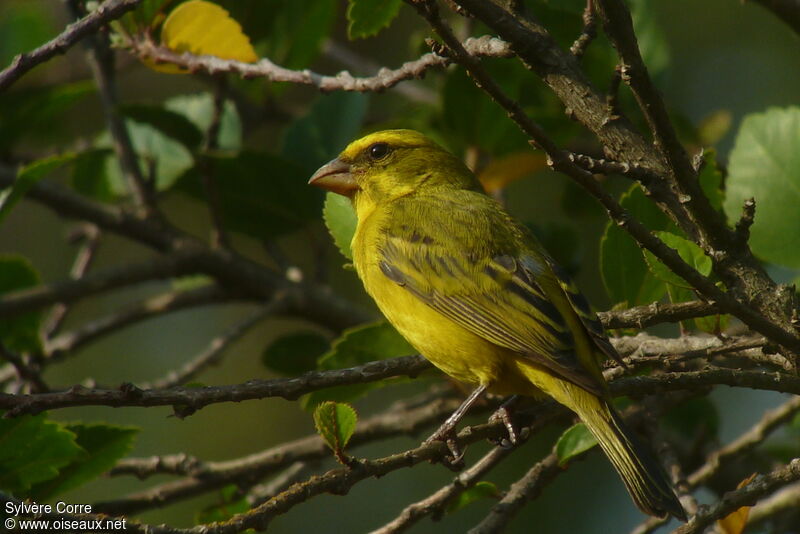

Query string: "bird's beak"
[308, 158, 358, 197]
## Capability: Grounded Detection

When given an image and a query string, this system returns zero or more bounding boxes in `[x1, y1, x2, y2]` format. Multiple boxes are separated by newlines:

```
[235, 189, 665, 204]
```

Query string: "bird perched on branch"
[309, 129, 686, 521]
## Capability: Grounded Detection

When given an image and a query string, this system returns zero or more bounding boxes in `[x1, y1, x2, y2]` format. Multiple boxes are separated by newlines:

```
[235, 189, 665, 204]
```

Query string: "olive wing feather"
[378, 212, 606, 395]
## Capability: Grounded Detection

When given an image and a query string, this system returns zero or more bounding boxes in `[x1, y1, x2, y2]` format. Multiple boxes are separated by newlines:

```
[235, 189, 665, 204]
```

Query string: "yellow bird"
[309, 129, 686, 520]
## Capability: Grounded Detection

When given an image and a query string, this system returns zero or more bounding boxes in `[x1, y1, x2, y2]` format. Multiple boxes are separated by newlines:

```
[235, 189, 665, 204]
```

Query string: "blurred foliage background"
[1, 0, 799, 532]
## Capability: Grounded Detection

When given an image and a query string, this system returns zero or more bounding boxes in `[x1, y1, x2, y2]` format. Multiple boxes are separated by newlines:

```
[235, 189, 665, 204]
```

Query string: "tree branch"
[129, 34, 512, 92]
[0, 0, 144, 92]
[673, 459, 800, 534]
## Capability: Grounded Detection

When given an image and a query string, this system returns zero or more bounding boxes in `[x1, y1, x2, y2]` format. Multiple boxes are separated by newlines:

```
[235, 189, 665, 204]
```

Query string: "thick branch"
[0, 0, 144, 92]
[0, 355, 432, 417]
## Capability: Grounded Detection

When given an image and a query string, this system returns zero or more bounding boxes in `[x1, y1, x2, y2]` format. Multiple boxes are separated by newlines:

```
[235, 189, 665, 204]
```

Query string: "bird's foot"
[487, 397, 523, 449]
[422, 427, 466, 470]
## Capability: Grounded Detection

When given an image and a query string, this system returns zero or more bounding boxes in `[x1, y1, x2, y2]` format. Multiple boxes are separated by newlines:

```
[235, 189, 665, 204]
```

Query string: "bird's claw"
[423, 429, 466, 470]
[487, 403, 523, 448]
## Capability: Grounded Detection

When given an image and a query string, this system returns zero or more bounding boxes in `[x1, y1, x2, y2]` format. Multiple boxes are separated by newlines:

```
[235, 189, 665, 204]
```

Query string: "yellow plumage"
[309, 129, 686, 520]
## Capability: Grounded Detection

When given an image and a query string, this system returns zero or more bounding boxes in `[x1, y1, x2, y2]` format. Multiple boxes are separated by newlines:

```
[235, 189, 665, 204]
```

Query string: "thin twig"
[199, 76, 231, 250]
[467, 451, 561, 534]
[66, 0, 156, 215]
[42, 284, 235, 358]
[0, 0, 144, 92]
[130, 34, 512, 92]
[139, 300, 282, 389]
[369, 446, 512, 534]
[0, 343, 48, 393]
[40, 224, 102, 339]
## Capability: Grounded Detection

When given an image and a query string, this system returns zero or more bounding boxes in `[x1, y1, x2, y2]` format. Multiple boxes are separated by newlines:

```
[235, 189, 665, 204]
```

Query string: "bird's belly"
[365, 273, 541, 397]
[363, 271, 520, 390]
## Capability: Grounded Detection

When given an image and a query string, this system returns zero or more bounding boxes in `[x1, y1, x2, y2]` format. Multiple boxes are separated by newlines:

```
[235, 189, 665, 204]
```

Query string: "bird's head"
[308, 129, 481, 204]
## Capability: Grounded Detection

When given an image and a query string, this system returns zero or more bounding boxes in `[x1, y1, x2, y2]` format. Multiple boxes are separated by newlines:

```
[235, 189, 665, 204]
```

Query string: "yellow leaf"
[478, 151, 547, 194]
[717, 473, 757, 534]
[150, 0, 258, 74]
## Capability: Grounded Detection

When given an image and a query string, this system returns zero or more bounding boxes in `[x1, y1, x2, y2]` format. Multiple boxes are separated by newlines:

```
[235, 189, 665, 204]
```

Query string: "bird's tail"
[579, 398, 687, 521]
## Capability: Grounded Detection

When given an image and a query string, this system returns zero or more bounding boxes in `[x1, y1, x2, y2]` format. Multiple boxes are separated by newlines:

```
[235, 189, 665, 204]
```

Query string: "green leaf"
[442, 68, 530, 156]
[29, 423, 138, 500]
[346, 0, 402, 39]
[724, 107, 800, 268]
[221, 0, 336, 70]
[643, 231, 712, 289]
[175, 151, 321, 240]
[447, 481, 500, 514]
[313, 401, 358, 463]
[121, 104, 205, 151]
[600, 184, 669, 306]
[0, 413, 83, 494]
[283, 92, 368, 173]
[72, 148, 114, 201]
[0, 81, 94, 153]
[1, 153, 76, 224]
[555, 423, 598, 466]
[165, 93, 242, 151]
[262, 331, 330, 376]
[323, 192, 357, 260]
[698, 148, 725, 213]
[302, 321, 414, 408]
[97, 119, 194, 193]
[0, 255, 42, 353]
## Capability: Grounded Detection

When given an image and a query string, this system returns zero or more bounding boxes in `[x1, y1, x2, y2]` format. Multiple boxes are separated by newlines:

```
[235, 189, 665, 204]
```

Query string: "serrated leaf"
[1, 153, 76, 224]
[0, 413, 83, 494]
[262, 331, 329, 376]
[346, 0, 402, 39]
[643, 231, 712, 289]
[155, 0, 257, 74]
[175, 151, 321, 240]
[121, 104, 205, 151]
[556, 423, 598, 466]
[29, 423, 138, 500]
[313, 401, 358, 463]
[302, 321, 414, 408]
[724, 107, 800, 268]
[165, 93, 242, 151]
[600, 184, 669, 306]
[447, 481, 500, 513]
[0, 255, 42, 353]
[283, 92, 368, 173]
[323, 192, 357, 260]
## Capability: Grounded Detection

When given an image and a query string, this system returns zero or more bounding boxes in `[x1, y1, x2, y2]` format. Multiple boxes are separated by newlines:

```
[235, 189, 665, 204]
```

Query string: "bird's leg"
[423, 384, 487, 464]
[488, 395, 522, 448]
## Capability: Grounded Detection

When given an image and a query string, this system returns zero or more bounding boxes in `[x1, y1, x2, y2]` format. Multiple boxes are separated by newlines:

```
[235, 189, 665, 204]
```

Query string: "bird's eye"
[368, 143, 390, 160]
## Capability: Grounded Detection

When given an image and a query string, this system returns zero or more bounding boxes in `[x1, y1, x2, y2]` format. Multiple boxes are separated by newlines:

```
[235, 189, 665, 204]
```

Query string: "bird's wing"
[378, 198, 607, 394]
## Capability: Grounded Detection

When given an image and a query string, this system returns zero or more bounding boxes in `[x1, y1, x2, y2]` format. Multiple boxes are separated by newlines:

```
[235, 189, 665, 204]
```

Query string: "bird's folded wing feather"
[377, 201, 610, 394]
